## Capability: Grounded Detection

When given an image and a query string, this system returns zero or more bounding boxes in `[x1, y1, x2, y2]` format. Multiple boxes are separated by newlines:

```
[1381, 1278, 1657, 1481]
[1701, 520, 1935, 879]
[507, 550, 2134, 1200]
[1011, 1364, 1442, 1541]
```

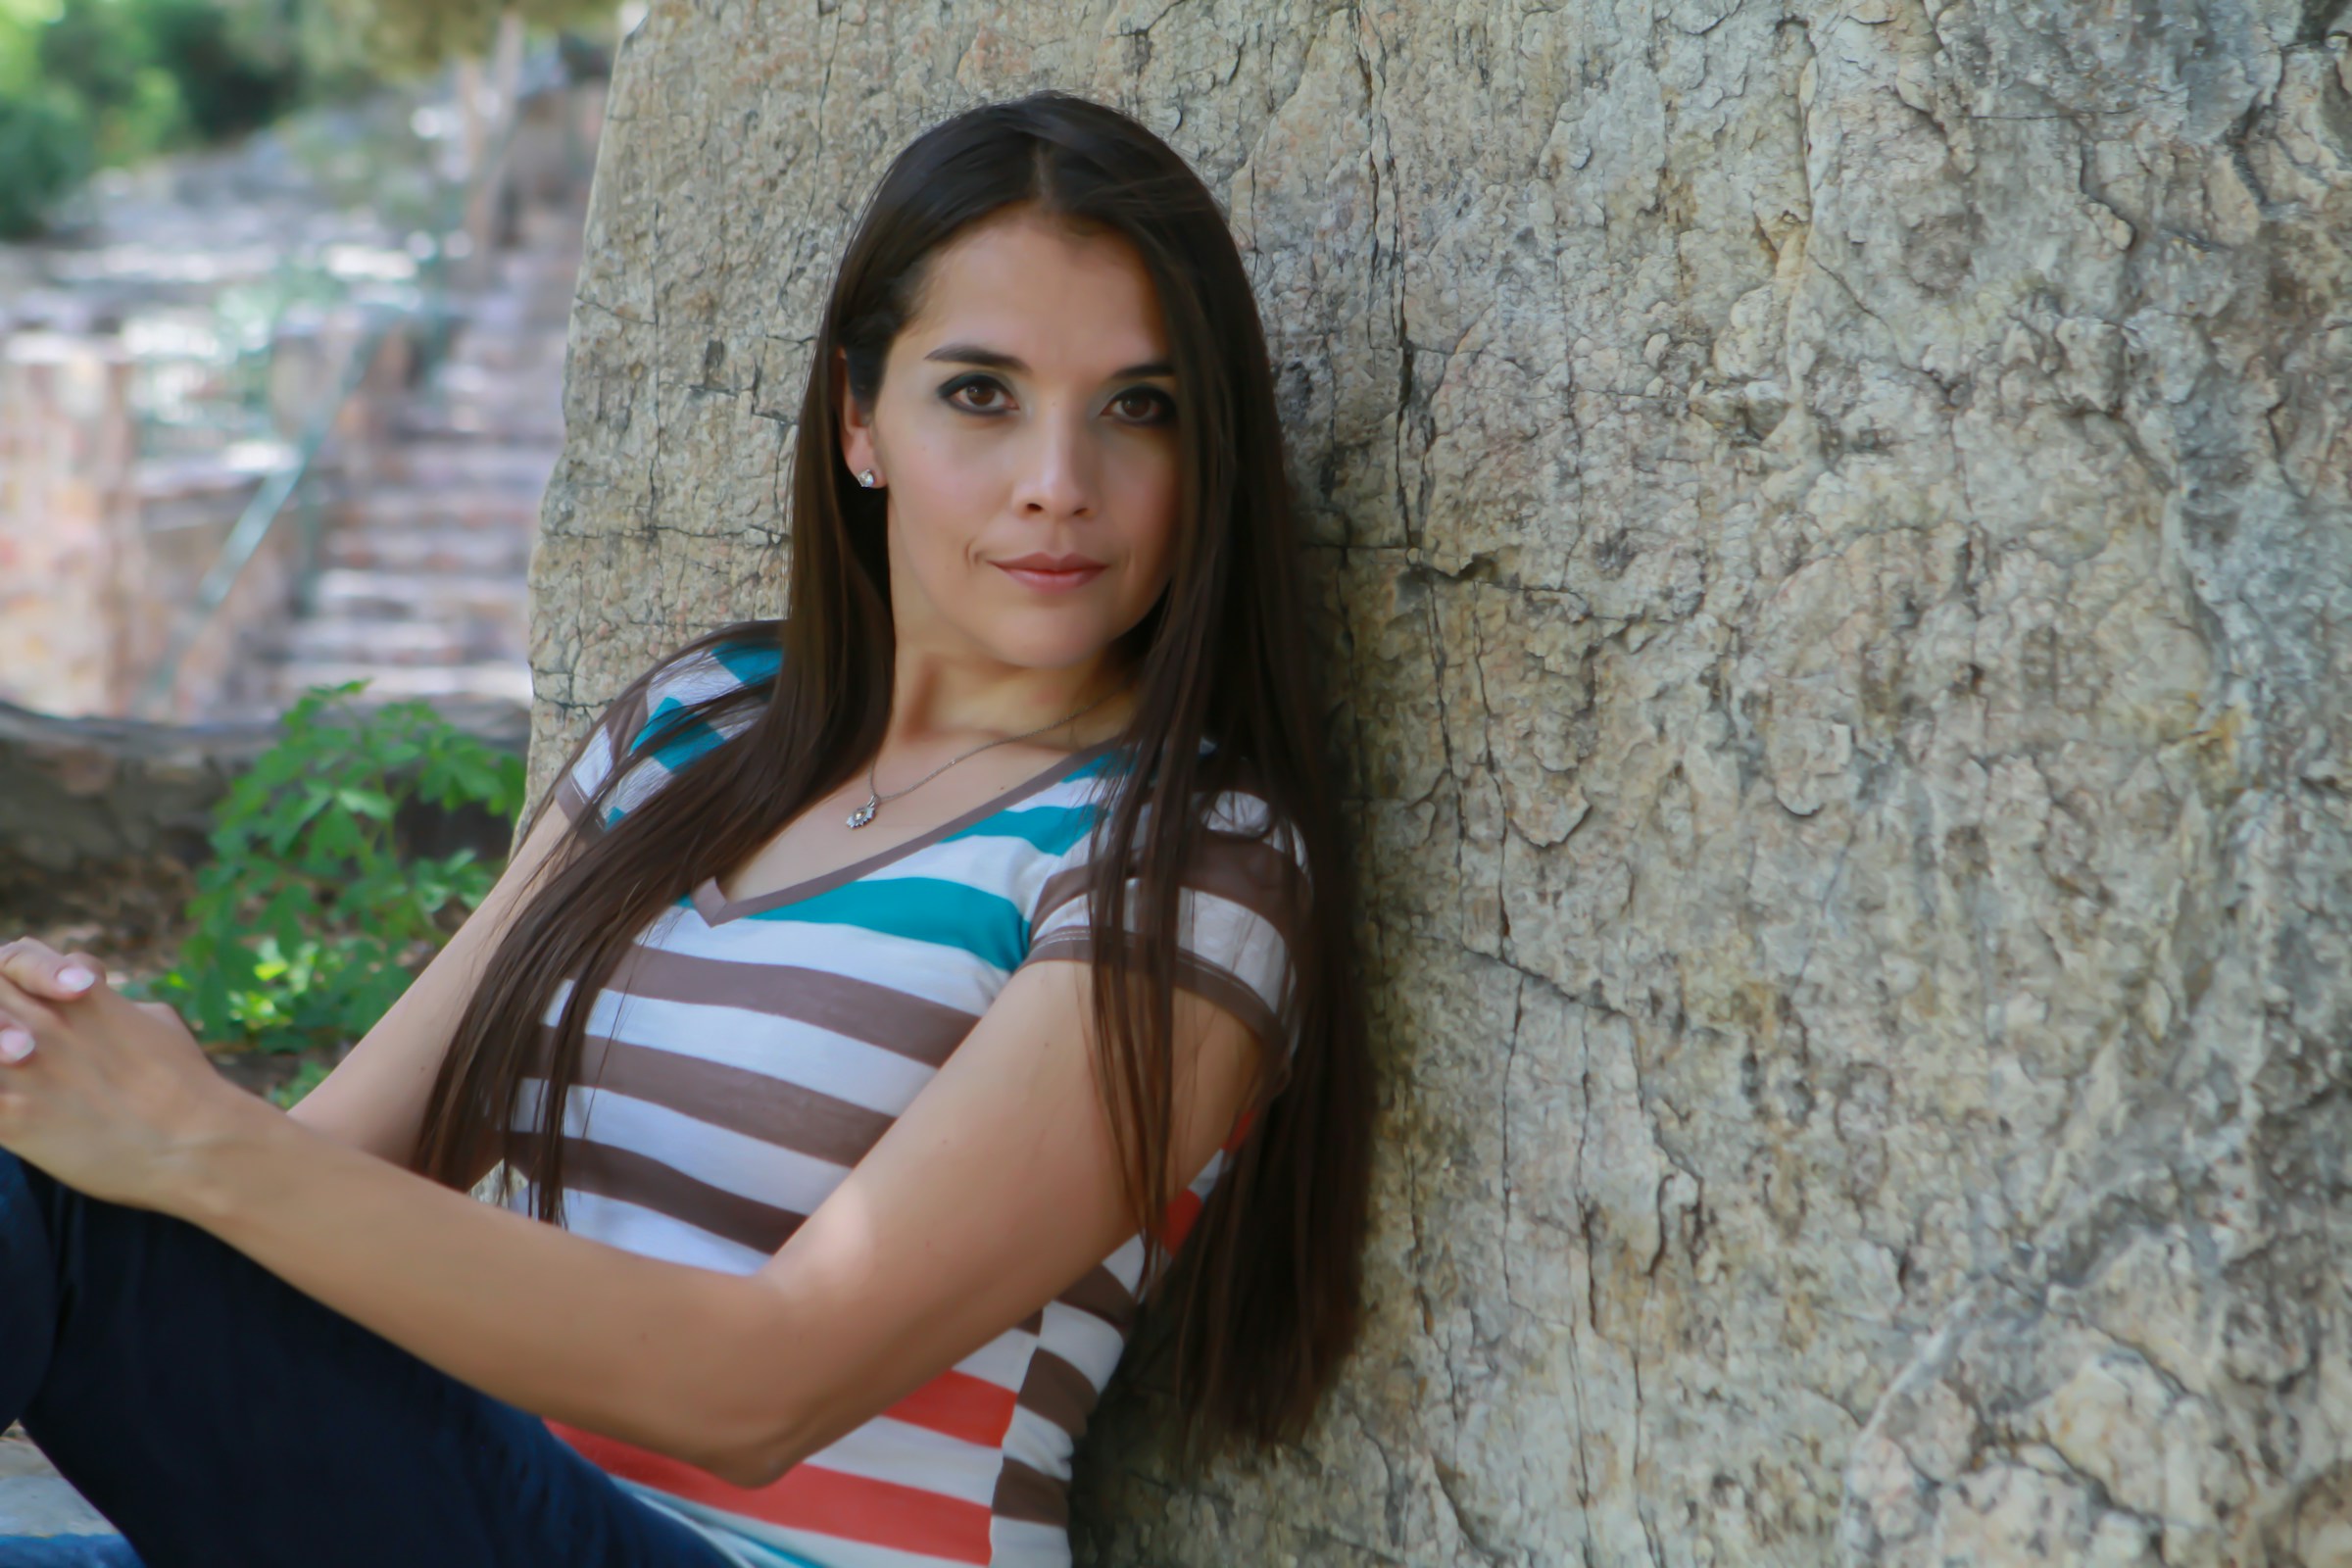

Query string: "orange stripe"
[1224, 1107, 1255, 1150]
[546, 1421, 995, 1563]
[1155, 1188, 1204, 1250]
[884, 1370, 1019, 1446]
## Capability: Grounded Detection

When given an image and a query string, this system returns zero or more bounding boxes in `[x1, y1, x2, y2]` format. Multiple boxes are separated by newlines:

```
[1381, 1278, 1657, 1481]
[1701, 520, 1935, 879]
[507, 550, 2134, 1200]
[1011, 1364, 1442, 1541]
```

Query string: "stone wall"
[0, 316, 403, 723]
[0, 336, 151, 719]
[525, 3, 2352, 1563]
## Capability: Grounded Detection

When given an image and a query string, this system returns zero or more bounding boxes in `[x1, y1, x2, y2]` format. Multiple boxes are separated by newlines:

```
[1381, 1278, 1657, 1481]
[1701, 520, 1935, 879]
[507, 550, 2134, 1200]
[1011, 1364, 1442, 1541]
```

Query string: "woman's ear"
[836, 347, 881, 486]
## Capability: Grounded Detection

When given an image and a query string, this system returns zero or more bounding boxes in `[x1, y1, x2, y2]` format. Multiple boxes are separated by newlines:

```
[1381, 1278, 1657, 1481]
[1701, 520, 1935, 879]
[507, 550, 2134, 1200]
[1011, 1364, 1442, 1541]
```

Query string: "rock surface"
[529, 2, 2352, 1563]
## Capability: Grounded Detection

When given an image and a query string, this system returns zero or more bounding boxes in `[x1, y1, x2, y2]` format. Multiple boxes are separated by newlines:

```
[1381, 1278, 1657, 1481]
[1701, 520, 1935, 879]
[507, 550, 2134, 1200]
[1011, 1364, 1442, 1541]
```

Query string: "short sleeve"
[547, 683, 654, 833]
[1018, 788, 1313, 1068]
[545, 637, 781, 833]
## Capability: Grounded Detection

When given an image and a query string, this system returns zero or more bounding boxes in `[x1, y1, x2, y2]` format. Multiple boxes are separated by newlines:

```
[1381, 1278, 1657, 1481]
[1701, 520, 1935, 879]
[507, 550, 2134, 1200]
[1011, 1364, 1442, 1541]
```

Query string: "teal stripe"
[945, 802, 1102, 854]
[740, 877, 1029, 968]
[632, 697, 724, 771]
[713, 639, 783, 687]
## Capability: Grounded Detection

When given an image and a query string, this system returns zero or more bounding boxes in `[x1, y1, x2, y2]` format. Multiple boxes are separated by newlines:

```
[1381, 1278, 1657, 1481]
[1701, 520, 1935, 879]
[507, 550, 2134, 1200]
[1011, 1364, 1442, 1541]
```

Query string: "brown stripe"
[1022, 932, 1290, 1060]
[1030, 864, 1097, 931]
[1014, 1309, 1045, 1337]
[568, 1036, 892, 1169]
[513, 1138, 804, 1256]
[605, 944, 980, 1068]
[1014, 1348, 1101, 1442]
[990, 1457, 1069, 1527]
[1187, 832, 1310, 933]
[1029, 831, 1307, 940]
[1055, 1263, 1137, 1331]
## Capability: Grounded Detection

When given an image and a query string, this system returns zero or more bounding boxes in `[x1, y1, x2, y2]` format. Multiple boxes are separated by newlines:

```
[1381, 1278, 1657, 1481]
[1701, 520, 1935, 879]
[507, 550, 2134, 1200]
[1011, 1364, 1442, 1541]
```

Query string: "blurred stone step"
[447, 333, 569, 374]
[395, 405, 566, 443]
[276, 615, 524, 667]
[270, 659, 533, 707]
[310, 567, 532, 621]
[319, 527, 535, 574]
[341, 489, 545, 531]
[429, 362, 563, 403]
[379, 439, 562, 489]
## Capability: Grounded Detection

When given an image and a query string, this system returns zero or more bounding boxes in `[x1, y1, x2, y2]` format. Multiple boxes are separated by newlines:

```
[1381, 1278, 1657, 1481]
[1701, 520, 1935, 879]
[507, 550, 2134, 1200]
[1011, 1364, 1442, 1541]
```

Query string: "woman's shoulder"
[1057, 738, 1312, 891]
[553, 621, 783, 829]
[634, 622, 783, 723]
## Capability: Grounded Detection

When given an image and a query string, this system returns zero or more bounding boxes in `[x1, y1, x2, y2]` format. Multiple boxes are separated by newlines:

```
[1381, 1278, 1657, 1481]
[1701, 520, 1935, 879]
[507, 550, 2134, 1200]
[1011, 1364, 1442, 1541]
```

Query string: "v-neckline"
[689, 736, 1123, 927]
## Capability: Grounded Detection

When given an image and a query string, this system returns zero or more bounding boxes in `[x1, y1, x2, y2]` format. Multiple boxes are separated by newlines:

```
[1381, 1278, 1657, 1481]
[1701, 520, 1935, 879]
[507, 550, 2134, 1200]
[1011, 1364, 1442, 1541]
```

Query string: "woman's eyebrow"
[922, 342, 1174, 378]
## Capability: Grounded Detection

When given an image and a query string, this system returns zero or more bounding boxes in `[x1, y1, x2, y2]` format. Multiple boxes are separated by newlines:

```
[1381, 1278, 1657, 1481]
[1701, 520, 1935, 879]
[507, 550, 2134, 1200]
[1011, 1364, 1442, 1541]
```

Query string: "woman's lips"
[996, 563, 1106, 592]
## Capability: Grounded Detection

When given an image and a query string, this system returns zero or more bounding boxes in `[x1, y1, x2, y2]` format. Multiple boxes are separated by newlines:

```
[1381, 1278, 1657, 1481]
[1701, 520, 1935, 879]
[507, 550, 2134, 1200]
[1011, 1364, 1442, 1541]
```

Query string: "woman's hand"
[0, 937, 107, 1061]
[0, 936, 254, 1212]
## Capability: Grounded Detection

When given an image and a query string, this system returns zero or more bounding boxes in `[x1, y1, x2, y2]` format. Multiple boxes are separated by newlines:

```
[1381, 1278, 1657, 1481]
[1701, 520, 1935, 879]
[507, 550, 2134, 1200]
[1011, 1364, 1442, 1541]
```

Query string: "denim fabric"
[0, 1149, 738, 1568]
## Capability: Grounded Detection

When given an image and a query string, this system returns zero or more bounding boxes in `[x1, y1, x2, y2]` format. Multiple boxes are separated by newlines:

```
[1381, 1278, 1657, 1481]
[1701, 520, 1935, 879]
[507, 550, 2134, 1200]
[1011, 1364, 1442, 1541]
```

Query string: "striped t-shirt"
[510, 633, 1308, 1568]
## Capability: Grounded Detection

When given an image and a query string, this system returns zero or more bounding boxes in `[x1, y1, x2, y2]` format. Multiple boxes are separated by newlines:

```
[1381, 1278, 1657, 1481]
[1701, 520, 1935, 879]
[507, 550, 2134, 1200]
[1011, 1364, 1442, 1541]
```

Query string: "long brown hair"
[411, 90, 1372, 1463]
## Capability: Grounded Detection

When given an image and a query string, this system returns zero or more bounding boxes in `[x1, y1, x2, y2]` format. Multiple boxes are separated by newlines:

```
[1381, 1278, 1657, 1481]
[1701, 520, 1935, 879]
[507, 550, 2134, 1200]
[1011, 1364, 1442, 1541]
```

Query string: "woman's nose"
[1008, 409, 1100, 518]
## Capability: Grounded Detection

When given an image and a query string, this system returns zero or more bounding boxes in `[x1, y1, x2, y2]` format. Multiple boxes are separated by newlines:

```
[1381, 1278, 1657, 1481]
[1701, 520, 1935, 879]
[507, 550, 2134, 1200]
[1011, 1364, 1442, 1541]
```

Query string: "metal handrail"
[128, 93, 538, 721]
[131, 306, 405, 717]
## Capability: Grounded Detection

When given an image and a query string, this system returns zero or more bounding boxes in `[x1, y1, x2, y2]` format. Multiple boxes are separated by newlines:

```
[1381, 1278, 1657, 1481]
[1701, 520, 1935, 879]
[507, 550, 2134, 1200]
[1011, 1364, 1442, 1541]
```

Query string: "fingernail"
[56, 967, 94, 993]
[0, 1029, 33, 1063]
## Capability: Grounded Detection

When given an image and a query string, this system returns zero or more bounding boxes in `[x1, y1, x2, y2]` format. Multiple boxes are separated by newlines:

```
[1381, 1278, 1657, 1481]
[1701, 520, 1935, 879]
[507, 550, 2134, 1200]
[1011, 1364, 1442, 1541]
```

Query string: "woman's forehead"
[903, 211, 1169, 371]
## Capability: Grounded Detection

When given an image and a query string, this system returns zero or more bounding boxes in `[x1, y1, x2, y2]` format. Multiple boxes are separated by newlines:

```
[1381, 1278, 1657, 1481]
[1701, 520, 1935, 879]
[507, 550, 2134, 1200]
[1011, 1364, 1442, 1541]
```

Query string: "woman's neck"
[881, 648, 1140, 755]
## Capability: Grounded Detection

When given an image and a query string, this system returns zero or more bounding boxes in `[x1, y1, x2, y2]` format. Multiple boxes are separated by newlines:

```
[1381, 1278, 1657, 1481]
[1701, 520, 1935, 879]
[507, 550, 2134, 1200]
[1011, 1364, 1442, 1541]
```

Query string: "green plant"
[129, 680, 524, 1057]
[0, 85, 87, 238]
[267, 1057, 332, 1109]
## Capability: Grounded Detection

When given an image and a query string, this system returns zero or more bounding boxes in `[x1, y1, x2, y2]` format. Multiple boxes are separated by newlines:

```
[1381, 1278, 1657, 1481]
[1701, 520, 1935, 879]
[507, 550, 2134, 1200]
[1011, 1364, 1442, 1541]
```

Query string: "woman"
[0, 90, 1371, 1568]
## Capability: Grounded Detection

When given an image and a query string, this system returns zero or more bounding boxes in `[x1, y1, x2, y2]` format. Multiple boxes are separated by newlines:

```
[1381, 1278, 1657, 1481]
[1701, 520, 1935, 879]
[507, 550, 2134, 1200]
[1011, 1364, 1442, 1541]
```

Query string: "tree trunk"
[525, 3, 2352, 1562]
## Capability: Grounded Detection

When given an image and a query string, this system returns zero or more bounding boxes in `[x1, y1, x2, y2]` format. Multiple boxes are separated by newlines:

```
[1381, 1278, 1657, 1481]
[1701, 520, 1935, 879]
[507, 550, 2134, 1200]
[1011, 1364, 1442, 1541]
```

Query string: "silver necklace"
[848, 682, 1128, 829]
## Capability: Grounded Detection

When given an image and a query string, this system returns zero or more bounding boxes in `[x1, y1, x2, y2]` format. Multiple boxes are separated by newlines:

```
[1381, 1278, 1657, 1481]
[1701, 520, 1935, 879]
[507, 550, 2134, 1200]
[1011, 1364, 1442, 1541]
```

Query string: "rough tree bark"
[523, 2, 2352, 1562]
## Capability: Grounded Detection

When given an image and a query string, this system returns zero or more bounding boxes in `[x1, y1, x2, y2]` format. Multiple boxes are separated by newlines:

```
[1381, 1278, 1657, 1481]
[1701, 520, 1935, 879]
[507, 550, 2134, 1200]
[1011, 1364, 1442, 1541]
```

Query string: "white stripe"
[1000, 1403, 1074, 1480]
[645, 909, 1012, 1015]
[990, 1516, 1075, 1568]
[514, 1081, 848, 1217]
[568, 732, 614, 798]
[1037, 1301, 1127, 1390]
[546, 980, 940, 1114]
[796, 1418, 1004, 1506]
[529, 1188, 772, 1273]
[1177, 889, 1293, 1013]
[681, 1511, 985, 1568]
[1097, 1235, 1147, 1297]
[869, 827, 1065, 894]
[951, 1327, 1036, 1392]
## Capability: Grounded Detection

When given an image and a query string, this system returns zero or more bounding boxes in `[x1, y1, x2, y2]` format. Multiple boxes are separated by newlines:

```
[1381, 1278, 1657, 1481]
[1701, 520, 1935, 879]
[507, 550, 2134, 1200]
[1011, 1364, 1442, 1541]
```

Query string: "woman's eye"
[1110, 387, 1176, 424]
[943, 375, 1011, 413]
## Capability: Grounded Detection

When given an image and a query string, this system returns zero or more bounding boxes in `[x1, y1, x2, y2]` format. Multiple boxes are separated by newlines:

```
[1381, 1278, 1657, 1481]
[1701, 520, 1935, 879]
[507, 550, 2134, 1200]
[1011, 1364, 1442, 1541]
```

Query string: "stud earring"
[857, 468, 879, 489]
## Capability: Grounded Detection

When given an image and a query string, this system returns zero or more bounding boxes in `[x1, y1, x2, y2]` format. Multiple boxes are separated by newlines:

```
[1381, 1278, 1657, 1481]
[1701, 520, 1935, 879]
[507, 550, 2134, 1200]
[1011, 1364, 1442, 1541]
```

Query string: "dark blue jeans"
[0, 1149, 738, 1568]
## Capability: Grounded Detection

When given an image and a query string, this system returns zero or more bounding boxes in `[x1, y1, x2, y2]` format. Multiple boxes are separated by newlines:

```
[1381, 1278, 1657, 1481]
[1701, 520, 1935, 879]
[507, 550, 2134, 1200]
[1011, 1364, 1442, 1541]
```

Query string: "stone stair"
[0, 1429, 111, 1545]
[255, 201, 581, 717]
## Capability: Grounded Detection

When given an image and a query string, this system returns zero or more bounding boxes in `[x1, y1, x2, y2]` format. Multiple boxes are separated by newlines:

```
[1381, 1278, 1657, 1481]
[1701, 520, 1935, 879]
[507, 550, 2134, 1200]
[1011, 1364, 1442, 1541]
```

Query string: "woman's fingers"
[0, 936, 116, 1064]
[0, 937, 104, 1000]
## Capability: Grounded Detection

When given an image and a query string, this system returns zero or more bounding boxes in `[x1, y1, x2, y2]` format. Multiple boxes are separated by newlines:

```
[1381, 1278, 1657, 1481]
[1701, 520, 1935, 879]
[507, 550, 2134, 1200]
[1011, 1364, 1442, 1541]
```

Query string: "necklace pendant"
[847, 796, 878, 830]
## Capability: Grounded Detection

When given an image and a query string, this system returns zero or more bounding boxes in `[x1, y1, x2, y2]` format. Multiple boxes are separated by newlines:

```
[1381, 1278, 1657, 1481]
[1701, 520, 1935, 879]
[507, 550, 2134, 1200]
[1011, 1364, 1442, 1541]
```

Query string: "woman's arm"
[0, 946, 1260, 1489]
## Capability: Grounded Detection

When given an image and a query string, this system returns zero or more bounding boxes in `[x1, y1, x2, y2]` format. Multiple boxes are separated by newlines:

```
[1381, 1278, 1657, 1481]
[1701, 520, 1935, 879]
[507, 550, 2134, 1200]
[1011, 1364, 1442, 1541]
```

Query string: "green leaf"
[335, 785, 395, 821]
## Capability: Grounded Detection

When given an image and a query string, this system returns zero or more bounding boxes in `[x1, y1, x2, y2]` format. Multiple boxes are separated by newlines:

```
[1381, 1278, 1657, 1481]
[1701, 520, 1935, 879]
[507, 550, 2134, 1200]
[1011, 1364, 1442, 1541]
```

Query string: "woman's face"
[840, 207, 1183, 678]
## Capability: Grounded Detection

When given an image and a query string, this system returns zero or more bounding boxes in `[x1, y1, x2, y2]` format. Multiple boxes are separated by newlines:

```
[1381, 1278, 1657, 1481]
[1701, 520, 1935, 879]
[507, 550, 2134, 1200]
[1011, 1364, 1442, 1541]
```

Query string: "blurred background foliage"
[0, 0, 609, 238]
